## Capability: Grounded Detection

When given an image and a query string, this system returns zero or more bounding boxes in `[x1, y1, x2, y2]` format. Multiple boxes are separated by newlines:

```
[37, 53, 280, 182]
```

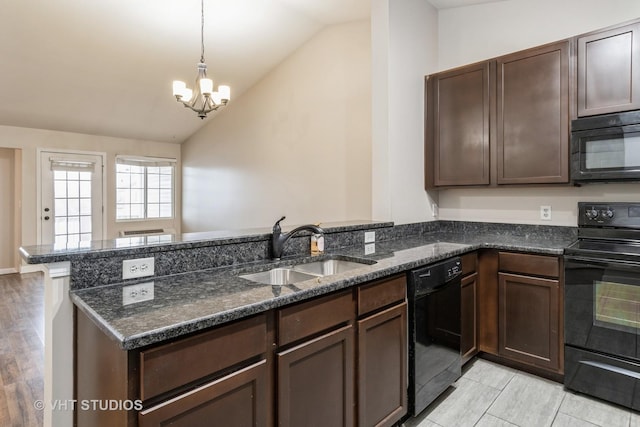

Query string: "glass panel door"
[40, 151, 104, 246]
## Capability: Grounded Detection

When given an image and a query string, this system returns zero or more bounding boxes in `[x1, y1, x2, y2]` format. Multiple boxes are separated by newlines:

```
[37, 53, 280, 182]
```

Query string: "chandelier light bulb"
[182, 88, 193, 103]
[200, 78, 214, 95]
[218, 85, 231, 101]
[172, 81, 186, 98]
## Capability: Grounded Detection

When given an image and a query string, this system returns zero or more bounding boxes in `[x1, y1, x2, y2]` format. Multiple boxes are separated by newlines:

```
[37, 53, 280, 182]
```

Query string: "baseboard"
[0, 267, 18, 275]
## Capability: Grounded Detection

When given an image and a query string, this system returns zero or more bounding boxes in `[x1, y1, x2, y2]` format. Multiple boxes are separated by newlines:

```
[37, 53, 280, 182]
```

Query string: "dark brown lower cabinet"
[358, 302, 407, 427]
[76, 275, 409, 426]
[498, 272, 560, 371]
[139, 360, 269, 427]
[461, 272, 478, 363]
[277, 325, 354, 427]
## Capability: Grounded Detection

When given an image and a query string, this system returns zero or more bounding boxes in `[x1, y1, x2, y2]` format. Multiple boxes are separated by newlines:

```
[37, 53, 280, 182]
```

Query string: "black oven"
[571, 110, 640, 183]
[564, 202, 640, 410]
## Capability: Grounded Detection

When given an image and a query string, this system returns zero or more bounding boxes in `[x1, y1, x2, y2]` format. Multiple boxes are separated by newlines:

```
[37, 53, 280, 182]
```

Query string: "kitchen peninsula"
[21, 220, 576, 427]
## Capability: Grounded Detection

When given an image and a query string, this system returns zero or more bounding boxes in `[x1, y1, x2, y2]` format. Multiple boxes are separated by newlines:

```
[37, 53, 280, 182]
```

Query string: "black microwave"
[571, 110, 640, 183]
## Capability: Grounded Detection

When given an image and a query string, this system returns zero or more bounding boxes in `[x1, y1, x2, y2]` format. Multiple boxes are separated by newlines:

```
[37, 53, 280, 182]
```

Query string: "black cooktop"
[567, 202, 640, 262]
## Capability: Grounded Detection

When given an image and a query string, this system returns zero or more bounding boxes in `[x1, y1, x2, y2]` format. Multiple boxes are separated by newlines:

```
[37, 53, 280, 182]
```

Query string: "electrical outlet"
[122, 282, 154, 305]
[364, 243, 376, 255]
[364, 231, 376, 243]
[431, 203, 439, 218]
[540, 205, 552, 221]
[122, 257, 155, 280]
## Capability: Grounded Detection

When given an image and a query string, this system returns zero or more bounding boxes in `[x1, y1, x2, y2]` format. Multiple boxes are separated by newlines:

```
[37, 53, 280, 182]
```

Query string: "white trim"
[19, 263, 45, 274]
[36, 148, 108, 244]
[116, 155, 177, 167]
[0, 267, 18, 275]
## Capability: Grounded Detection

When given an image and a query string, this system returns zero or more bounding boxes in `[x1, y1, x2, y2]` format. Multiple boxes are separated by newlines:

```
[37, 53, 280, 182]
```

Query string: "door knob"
[44, 207, 50, 212]
[44, 216, 50, 220]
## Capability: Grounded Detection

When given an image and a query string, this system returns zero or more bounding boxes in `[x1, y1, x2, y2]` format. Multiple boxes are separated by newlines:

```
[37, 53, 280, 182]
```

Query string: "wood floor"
[0, 272, 44, 427]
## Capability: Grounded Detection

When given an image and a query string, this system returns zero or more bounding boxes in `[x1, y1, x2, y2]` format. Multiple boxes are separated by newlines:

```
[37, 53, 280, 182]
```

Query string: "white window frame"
[115, 155, 177, 222]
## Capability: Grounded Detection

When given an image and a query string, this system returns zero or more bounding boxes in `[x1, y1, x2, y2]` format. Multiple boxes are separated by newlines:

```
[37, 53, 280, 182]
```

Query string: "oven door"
[565, 256, 640, 361]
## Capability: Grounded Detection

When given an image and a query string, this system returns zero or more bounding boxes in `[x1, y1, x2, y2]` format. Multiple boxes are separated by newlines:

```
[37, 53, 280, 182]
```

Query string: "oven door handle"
[579, 360, 640, 381]
[565, 255, 640, 271]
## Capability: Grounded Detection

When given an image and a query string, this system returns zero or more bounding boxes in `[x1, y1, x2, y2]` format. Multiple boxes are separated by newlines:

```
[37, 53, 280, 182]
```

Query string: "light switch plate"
[364, 231, 376, 243]
[122, 282, 154, 305]
[122, 257, 155, 280]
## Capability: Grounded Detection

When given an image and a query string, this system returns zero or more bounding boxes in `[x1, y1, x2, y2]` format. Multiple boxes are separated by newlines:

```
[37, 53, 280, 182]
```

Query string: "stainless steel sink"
[291, 259, 369, 276]
[239, 268, 318, 286]
[239, 258, 375, 286]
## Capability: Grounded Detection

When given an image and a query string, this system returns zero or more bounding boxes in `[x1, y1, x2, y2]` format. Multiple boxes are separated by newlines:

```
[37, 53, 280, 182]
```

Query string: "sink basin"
[239, 268, 318, 286]
[292, 259, 370, 276]
[239, 257, 376, 286]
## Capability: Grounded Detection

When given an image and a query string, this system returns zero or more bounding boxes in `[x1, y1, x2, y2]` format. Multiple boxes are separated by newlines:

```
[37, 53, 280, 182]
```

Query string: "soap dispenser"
[310, 224, 324, 255]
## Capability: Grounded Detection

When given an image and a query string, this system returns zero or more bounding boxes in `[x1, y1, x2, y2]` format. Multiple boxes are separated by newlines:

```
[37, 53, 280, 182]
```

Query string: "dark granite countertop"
[20, 220, 393, 264]
[71, 229, 574, 351]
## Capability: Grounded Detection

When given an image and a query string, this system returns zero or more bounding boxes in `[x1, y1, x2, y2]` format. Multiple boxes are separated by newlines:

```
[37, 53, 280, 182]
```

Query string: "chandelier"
[172, 0, 230, 119]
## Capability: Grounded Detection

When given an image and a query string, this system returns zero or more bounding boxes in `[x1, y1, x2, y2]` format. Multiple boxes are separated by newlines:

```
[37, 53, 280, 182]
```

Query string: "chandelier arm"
[179, 100, 219, 115]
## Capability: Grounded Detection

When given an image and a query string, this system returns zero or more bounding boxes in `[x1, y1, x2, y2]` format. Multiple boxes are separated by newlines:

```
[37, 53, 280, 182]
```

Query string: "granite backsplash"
[21, 220, 577, 290]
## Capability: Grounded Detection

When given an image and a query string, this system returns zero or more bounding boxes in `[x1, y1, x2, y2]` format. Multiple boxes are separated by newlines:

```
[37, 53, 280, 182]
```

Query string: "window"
[116, 156, 176, 220]
[51, 159, 96, 244]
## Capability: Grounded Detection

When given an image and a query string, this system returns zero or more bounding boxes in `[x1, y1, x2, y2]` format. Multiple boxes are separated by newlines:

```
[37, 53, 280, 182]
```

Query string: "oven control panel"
[578, 202, 640, 228]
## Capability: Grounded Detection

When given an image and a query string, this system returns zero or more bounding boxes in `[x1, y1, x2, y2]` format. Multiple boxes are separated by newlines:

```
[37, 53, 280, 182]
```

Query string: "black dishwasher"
[407, 257, 462, 416]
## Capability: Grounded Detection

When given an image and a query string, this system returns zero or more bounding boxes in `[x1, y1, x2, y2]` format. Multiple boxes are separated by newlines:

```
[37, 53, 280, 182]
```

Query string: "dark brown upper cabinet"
[425, 61, 492, 187]
[496, 41, 570, 184]
[425, 41, 570, 188]
[577, 20, 640, 117]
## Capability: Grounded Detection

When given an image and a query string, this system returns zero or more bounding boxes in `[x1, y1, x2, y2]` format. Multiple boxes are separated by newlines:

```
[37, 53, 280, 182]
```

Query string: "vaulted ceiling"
[0, 0, 505, 143]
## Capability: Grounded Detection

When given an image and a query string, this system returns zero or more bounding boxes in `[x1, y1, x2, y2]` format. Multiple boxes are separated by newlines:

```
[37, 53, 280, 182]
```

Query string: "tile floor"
[404, 358, 640, 427]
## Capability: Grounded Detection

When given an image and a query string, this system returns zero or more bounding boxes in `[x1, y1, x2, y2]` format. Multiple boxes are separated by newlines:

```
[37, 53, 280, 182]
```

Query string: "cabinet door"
[358, 303, 407, 427]
[578, 21, 640, 116]
[496, 41, 569, 184]
[461, 273, 478, 363]
[426, 61, 491, 187]
[139, 360, 269, 427]
[498, 273, 560, 371]
[277, 325, 354, 427]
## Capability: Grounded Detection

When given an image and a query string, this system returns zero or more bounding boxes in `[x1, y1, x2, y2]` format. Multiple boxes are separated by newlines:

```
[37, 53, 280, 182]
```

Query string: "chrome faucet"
[271, 216, 324, 259]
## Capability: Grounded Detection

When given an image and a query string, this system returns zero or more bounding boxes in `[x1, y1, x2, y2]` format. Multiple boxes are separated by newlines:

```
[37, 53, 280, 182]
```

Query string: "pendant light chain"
[200, 0, 205, 64]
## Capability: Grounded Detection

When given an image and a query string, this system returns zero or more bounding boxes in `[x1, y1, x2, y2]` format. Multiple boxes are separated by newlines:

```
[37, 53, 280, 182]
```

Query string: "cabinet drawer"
[499, 252, 559, 278]
[139, 360, 268, 427]
[357, 275, 406, 317]
[461, 252, 478, 276]
[278, 290, 354, 346]
[140, 314, 268, 401]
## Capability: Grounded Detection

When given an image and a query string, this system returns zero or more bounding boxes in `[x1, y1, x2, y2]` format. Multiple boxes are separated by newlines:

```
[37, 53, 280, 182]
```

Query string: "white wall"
[436, 0, 640, 226]
[372, 0, 439, 225]
[438, 0, 640, 71]
[181, 21, 372, 231]
[0, 125, 182, 247]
